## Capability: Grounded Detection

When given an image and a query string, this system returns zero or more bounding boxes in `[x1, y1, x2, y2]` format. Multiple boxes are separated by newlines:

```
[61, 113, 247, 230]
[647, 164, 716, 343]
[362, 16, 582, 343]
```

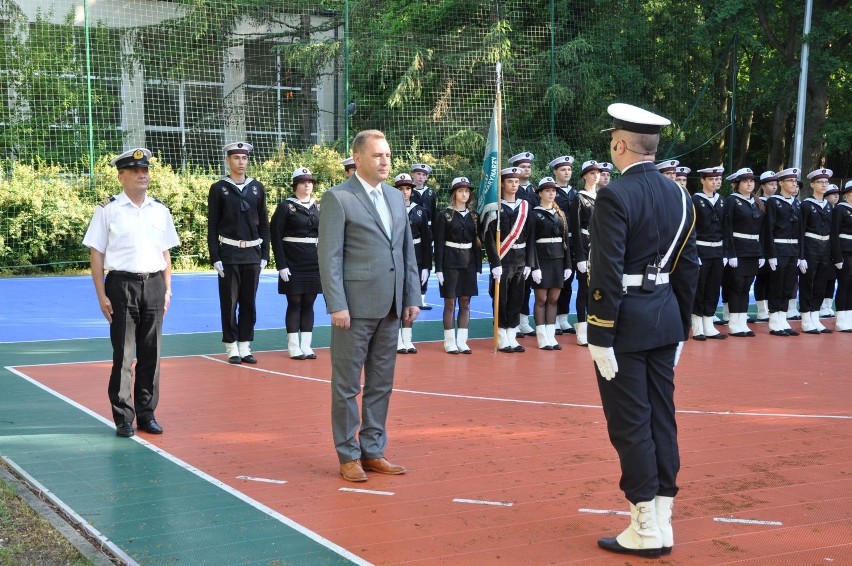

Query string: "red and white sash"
[498, 200, 529, 259]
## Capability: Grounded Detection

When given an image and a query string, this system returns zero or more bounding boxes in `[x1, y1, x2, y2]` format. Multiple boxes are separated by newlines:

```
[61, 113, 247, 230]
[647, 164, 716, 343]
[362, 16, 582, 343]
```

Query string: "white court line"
[196, 356, 852, 421]
[4, 366, 371, 566]
[714, 517, 783, 526]
[579, 508, 630, 516]
[339, 487, 395, 496]
[453, 498, 513, 507]
[237, 475, 287, 485]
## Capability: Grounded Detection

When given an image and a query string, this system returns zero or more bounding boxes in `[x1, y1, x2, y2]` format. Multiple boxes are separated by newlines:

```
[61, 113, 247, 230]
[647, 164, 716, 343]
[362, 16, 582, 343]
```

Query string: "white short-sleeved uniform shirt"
[83, 192, 180, 273]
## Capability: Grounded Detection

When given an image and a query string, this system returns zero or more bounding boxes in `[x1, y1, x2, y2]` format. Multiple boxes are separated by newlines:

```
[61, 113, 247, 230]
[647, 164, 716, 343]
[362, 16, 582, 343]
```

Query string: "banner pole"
[492, 63, 502, 352]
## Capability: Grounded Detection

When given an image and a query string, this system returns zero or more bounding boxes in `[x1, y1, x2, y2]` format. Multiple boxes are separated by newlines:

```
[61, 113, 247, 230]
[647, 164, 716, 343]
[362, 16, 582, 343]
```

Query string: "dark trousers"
[727, 272, 755, 313]
[575, 270, 589, 322]
[596, 344, 680, 504]
[754, 264, 771, 301]
[836, 255, 852, 310]
[767, 256, 798, 313]
[106, 271, 165, 425]
[556, 269, 575, 315]
[693, 257, 723, 316]
[489, 264, 525, 328]
[799, 259, 830, 312]
[521, 277, 532, 317]
[218, 262, 261, 342]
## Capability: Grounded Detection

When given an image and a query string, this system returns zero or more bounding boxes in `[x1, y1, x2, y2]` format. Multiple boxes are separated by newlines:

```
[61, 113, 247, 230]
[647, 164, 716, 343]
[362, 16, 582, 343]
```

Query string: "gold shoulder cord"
[669, 188, 697, 274]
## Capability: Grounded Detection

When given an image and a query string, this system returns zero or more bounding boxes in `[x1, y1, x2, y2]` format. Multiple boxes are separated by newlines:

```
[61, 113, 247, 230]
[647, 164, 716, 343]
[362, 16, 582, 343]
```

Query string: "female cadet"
[722, 167, 764, 337]
[569, 160, 601, 346]
[753, 171, 778, 322]
[530, 176, 571, 350]
[433, 177, 480, 354]
[393, 173, 432, 354]
[831, 181, 852, 332]
[691, 166, 727, 340]
[821, 184, 841, 318]
[271, 167, 322, 359]
[798, 168, 835, 334]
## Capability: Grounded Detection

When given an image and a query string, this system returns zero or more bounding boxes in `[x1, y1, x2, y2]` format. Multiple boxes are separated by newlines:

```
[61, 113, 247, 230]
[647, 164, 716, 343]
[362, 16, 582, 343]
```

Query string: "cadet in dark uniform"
[207, 142, 271, 363]
[393, 173, 433, 353]
[691, 166, 727, 340]
[722, 168, 764, 337]
[83, 148, 180, 437]
[799, 168, 835, 333]
[656, 159, 679, 181]
[433, 177, 481, 353]
[763, 168, 803, 336]
[550, 155, 577, 334]
[821, 184, 841, 317]
[570, 160, 602, 346]
[588, 104, 699, 558]
[599, 162, 613, 187]
[483, 167, 536, 353]
[509, 152, 538, 337]
[530, 176, 571, 350]
[341, 156, 356, 178]
[831, 181, 852, 332]
[271, 167, 322, 359]
[674, 166, 690, 190]
[753, 171, 779, 321]
[410, 163, 437, 310]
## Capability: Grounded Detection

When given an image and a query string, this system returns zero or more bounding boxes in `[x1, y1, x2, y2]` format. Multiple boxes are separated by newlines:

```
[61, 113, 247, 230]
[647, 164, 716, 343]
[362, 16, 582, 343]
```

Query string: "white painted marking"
[237, 475, 287, 485]
[339, 487, 395, 496]
[713, 517, 783, 526]
[453, 498, 513, 507]
[578, 508, 631, 516]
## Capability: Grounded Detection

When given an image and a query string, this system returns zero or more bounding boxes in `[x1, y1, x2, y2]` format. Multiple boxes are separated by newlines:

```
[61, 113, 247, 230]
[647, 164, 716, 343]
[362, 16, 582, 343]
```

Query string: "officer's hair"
[352, 130, 387, 155]
[625, 131, 659, 156]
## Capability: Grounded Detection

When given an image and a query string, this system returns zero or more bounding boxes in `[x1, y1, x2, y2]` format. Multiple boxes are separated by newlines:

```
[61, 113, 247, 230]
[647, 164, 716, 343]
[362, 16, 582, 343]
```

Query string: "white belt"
[219, 235, 263, 248]
[536, 237, 562, 244]
[622, 272, 670, 287]
[511, 242, 526, 249]
[412, 237, 421, 244]
[774, 238, 798, 244]
[697, 240, 723, 247]
[805, 232, 829, 241]
[568, 232, 573, 238]
[445, 241, 472, 249]
[581, 228, 590, 236]
[840, 234, 852, 240]
[282, 236, 317, 244]
[732, 232, 759, 240]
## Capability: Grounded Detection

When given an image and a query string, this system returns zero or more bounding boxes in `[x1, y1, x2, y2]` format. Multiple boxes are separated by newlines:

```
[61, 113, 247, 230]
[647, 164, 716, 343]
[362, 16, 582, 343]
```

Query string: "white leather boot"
[702, 316, 725, 339]
[555, 313, 569, 333]
[836, 311, 852, 332]
[786, 298, 801, 320]
[546, 324, 561, 350]
[575, 321, 588, 346]
[722, 302, 730, 322]
[508, 327, 525, 352]
[800, 311, 817, 333]
[397, 329, 406, 353]
[300, 332, 316, 359]
[402, 327, 417, 353]
[819, 298, 835, 318]
[225, 341, 241, 364]
[536, 326, 551, 350]
[655, 496, 674, 555]
[811, 312, 830, 333]
[497, 327, 511, 352]
[443, 329, 459, 354]
[597, 500, 662, 558]
[691, 314, 705, 340]
[518, 315, 535, 335]
[237, 341, 256, 363]
[456, 328, 471, 353]
[756, 300, 769, 321]
[287, 333, 305, 359]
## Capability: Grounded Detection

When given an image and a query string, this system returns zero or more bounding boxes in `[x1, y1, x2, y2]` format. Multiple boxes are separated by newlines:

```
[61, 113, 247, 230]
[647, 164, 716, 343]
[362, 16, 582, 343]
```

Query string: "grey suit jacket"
[318, 175, 421, 318]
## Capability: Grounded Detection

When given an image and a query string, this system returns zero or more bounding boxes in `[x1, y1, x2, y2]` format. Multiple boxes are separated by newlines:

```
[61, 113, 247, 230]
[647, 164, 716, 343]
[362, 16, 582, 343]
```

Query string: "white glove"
[421, 269, 430, 286]
[836, 262, 844, 270]
[758, 258, 765, 269]
[673, 341, 684, 368]
[491, 266, 503, 280]
[722, 257, 728, 267]
[577, 261, 588, 274]
[588, 344, 618, 380]
[698, 257, 702, 266]
[436, 272, 445, 285]
[728, 257, 738, 268]
[279, 268, 291, 282]
[563, 268, 573, 281]
[798, 259, 808, 273]
[260, 259, 268, 269]
[523, 266, 531, 279]
[768, 258, 778, 271]
[531, 269, 542, 284]
[213, 261, 224, 278]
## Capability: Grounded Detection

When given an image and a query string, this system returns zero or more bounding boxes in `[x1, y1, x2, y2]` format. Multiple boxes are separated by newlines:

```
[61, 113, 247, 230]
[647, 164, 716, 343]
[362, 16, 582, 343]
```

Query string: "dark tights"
[285, 293, 317, 333]
[534, 288, 561, 325]
[443, 296, 471, 330]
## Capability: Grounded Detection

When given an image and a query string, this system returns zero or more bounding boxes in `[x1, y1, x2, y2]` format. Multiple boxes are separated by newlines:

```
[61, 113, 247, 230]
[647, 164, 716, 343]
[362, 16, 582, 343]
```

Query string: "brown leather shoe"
[340, 459, 367, 482]
[362, 457, 406, 475]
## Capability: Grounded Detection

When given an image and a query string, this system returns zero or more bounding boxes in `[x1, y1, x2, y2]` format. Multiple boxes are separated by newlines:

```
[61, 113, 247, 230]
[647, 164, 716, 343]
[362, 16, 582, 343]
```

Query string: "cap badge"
[133, 149, 144, 160]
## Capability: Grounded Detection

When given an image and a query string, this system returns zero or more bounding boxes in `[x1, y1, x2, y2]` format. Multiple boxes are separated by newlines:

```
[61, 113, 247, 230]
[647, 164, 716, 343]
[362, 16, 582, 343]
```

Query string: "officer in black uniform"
[690, 166, 727, 340]
[799, 167, 835, 333]
[410, 163, 437, 309]
[831, 181, 852, 332]
[821, 184, 841, 317]
[587, 103, 698, 558]
[551, 155, 577, 334]
[83, 148, 180, 437]
[207, 142, 271, 363]
[509, 151, 538, 336]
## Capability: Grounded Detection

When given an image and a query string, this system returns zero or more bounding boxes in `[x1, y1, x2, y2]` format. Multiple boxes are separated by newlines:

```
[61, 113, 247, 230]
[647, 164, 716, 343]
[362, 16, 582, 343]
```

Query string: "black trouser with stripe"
[218, 263, 261, 343]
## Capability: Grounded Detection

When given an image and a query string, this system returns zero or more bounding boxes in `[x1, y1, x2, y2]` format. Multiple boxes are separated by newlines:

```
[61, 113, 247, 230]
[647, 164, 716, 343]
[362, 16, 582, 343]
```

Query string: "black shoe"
[523, 331, 537, 337]
[803, 329, 821, 335]
[785, 328, 800, 336]
[554, 328, 563, 335]
[769, 330, 788, 336]
[565, 327, 576, 334]
[397, 348, 408, 354]
[819, 313, 835, 318]
[597, 536, 662, 558]
[662, 546, 672, 555]
[692, 334, 707, 341]
[551, 343, 562, 350]
[407, 347, 418, 354]
[706, 333, 727, 339]
[499, 346, 515, 353]
[755, 317, 769, 323]
[241, 354, 257, 364]
[138, 419, 163, 434]
[228, 355, 242, 364]
[512, 345, 526, 352]
[115, 423, 135, 437]
[539, 345, 553, 351]
[819, 328, 833, 334]
[460, 348, 472, 354]
[420, 305, 433, 310]
[787, 315, 802, 321]
[304, 352, 317, 359]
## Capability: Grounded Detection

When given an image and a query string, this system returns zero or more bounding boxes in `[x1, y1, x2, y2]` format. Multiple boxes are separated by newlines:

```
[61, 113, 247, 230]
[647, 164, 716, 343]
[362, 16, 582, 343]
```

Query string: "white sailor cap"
[776, 168, 799, 181]
[394, 173, 415, 187]
[508, 152, 535, 165]
[825, 184, 840, 196]
[675, 166, 691, 176]
[111, 148, 152, 169]
[411, 163, 433, 174]
[726, 167, 757, 182]
[580, 160, 602, 176]
[451, 177, 472, 190]
[758, 171, 778, 184]
[291, 167, 315, 183]
[548, 155, 574, 170]
[655, 159, 679, 172]
[842, 180, 852, 194]
[697, 165, 724, 177]
[536, 177, 558, 192]
[599, 162, 613, 172]
[340, 156, 356, 170]
[603, 103, 671, 134]
[501, 167, 522, 179]
[224, 141, 252, 155]
[807, 168, 832, 181]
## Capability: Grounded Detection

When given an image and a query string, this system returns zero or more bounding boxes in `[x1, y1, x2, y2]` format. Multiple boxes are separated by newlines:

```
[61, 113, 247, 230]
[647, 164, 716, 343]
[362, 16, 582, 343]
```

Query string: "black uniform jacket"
[483, 200, 536, 270]
[407, 202, 433, 270]
[831, 202, 852, 262]
[531, 206, 571, 271]
[410, 186, 438, 224]
[207, 177, 271, 264]
[692, 192, 725, 259]
[800, 198, 832, 260]
[762, 195, 801, 259]
[270, 197, 319, 272]
[723, 193, 763, 259]
[433, 208, 481, 272]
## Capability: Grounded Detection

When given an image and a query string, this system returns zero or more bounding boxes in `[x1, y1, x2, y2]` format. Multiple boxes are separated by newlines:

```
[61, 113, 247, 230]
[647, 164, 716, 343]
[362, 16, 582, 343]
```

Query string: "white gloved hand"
[588, 344, 618, 380]
[213, 261, 225, 278]
[577, 261, 588, 274]
[260, 259, 268, 269]
[836, 262, 844, 270]
[798, 259, 808, 273]
[768, 258, 778, 271]
[698, 257, 702, 266]
[491, 266, 503, 280]
[723, 257, 729, 267]
[436, 272, 445, 285]
[279, 268, 291, 282]
[523, 266, 532, 279]
[531, 269, 542, 284]
[421, 269, 430, 286]
[673, 341, 684, 368]
[728, 257, 738, 268]
[564, 268, 573, 280]
[758, 258, 765, 269]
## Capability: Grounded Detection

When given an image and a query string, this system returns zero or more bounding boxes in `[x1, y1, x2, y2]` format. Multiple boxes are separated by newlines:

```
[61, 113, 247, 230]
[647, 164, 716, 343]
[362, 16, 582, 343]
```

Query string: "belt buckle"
[239, 240, 247, 248]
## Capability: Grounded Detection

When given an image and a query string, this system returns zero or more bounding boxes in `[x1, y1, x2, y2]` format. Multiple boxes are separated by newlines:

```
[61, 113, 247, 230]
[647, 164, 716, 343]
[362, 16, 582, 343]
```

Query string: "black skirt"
[439, 265, 479, 298]
[278, 267, 322, 295]
[533, 258, 565, 289]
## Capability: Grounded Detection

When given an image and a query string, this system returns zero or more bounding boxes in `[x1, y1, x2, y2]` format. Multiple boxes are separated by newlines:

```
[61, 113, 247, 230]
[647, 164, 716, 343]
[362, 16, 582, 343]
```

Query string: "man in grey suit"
[318, 130, 422, 482]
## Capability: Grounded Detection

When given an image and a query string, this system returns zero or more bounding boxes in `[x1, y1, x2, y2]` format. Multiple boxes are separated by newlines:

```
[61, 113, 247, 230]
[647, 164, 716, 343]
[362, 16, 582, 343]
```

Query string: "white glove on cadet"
[213, 261, 224, 278]
[279, 268, 291, 282]
[260, 259, 268, 269]
[491, 266, 503, 280]
[563, 268, 573, 280]
[421, 269, 430, 286]
[768, 258, 778, 271]
[577, 261, 588, 274]
[836, 262, 844, 270]
[523, 266, 532, 279]
[728, 257, 738, 268]
[531, 269, 542, 284]
[758, 258, 765, 269]
[673, 341, 684, 368]
[588, 344, 618, 380]
[798, 259, 808, 273]
[436, 272, 445, 285]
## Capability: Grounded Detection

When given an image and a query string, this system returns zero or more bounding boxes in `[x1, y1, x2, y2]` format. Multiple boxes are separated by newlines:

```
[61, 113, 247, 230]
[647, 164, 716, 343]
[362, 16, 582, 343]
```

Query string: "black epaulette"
[152, 197, 172, 211]
[98, 196, 116, 207]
